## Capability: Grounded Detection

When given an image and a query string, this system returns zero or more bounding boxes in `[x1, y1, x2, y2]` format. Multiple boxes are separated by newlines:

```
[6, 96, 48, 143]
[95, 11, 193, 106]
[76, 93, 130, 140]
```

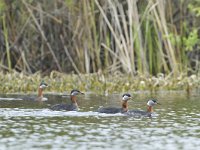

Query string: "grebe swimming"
[126, 99, 160, 117]
[50, 89, 84, 111]
[36, 81, 48, 101]
[23, 81, 48, 101]
[98, 93, 131, 114]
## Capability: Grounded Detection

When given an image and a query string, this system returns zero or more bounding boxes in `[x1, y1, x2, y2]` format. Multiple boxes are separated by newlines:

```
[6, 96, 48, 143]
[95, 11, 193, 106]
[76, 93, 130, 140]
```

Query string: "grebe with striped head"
[50, 89, 84, 111]
[98, 93, 131, 114]
[126, 99, 160, 117]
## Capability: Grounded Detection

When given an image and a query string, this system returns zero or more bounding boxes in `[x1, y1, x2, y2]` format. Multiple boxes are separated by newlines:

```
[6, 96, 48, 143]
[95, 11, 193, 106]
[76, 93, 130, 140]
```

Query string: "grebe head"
[39, 81, 48, 89]
[147, 99, 159, 106]
[70, 89, 84, 96]
[122, 93, 132, 101]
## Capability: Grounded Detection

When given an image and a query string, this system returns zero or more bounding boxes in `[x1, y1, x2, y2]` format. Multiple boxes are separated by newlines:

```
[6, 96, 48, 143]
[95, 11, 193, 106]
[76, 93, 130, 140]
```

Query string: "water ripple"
[0, 93, 200, 150]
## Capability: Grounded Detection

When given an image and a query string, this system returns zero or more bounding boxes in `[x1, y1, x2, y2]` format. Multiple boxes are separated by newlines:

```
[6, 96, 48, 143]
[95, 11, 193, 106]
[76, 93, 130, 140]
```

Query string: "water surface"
[0, 91, 200, 150]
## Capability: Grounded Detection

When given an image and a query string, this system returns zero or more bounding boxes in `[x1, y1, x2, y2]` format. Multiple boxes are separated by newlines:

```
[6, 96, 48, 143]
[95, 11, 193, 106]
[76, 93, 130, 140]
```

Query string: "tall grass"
[0, 0, 199, 77]
[2, 14, 11, 71]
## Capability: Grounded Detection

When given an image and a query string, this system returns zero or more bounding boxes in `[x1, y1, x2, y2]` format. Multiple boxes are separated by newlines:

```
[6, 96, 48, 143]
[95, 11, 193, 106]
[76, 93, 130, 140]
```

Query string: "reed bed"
[0, 0, 200, 93]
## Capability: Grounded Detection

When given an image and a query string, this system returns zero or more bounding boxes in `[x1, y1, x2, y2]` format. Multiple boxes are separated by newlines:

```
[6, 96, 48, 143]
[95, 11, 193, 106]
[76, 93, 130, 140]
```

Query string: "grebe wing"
[50, 103, 78, 111]
[98, 107, 122, 114]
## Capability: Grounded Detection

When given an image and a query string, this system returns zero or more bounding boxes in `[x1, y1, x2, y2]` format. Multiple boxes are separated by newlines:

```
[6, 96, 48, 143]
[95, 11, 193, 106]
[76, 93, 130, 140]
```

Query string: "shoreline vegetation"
[0, 1, 200, 94]
[0, 71, 199, 95]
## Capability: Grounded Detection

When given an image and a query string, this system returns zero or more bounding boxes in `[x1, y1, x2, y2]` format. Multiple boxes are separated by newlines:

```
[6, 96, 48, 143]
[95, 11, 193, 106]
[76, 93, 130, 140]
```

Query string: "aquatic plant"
[0, 0, 199, 76]
[0, 71, 199, 94]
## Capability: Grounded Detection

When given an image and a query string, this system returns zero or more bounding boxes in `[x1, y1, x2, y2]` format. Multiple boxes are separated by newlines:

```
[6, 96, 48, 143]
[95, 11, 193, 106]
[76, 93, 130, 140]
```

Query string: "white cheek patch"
[123, 95, 129, 101]
[147, 100, 155, 106]
[71, 91, 78, 96]
[40, 85, 47, 89]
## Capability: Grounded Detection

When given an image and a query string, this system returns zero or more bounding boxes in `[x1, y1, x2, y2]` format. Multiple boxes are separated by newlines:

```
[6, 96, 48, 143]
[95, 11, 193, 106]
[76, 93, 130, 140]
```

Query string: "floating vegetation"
[0, 71, 199, 95]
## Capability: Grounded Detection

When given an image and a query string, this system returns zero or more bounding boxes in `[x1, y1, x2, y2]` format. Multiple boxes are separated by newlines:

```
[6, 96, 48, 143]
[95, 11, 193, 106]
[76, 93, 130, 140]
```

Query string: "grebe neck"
[122, 101, 128, 112]
[147, 106, 153, 112]
[38, 88, 43, 98]
[71, 95, 77, 104]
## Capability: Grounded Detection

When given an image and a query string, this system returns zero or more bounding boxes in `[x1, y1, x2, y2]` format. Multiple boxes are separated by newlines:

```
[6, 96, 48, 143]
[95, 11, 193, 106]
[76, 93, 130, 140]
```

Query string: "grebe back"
[98, 93, 131, 114]
[50, 89, 84, 111]
[126, 99, 160, 117]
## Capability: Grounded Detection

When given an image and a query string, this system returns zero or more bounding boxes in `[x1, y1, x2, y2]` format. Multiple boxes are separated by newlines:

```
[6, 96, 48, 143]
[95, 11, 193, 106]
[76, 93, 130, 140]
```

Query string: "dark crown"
[122, 93, 131, 97]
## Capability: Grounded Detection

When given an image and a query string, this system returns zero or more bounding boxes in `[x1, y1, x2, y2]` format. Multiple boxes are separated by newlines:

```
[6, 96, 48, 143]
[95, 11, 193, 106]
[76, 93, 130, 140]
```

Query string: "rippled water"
[0, 91, 200, 150]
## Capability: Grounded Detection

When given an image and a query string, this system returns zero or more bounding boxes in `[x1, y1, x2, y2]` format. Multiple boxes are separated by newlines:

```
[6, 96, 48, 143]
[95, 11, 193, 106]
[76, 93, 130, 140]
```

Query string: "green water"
[0, 91, 200, 150]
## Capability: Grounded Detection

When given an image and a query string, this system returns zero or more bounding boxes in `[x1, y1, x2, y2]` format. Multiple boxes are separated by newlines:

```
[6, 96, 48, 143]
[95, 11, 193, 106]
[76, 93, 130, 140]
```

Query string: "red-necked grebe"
[50, 89, 84, 111]
[36, 81, 48, 101]
[23, 81, 48, 101]
[126, 99, 160, 117]
[98, 93, 131, 114]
